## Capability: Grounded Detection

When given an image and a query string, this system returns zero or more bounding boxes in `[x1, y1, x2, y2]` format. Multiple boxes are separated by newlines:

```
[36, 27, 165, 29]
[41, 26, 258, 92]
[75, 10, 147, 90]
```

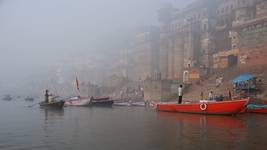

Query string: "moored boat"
[64, 96, 91, 106]
[246, 104, 267, 113]
[113, 102, 131, 107]
[39, 101, 65, 109]
[2, 95, 12, 101]
[156, 98, 249, 115]
[89, 97, 113, 106]
[131, 101, 146, 107]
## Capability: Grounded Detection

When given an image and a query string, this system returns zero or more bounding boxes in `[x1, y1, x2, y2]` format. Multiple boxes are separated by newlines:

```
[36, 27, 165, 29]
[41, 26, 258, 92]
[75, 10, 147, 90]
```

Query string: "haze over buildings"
[1, 0, 266, 99]
[0, 0, 193, 94]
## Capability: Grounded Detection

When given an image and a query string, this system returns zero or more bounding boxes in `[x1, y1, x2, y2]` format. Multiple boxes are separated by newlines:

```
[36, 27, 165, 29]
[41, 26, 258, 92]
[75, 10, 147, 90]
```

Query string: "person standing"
[228, 89, 232, 100]
[208, 91, 214, 100]
[200, 91, 204, 100]
[178, 85, 183, 104]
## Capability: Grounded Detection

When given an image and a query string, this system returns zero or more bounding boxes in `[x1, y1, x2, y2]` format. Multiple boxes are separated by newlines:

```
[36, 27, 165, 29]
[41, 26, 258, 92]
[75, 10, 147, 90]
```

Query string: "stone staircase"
[183, 67, 249, 101]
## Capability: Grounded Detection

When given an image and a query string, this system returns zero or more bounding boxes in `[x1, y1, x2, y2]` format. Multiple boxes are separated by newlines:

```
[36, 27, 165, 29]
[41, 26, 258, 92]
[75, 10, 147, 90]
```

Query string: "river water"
[1, 100, 267, 150]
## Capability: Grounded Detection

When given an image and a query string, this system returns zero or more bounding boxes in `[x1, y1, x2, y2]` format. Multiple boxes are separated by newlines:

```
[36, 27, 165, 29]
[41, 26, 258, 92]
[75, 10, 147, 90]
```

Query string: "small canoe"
[39, 101, 65, 109]
[156, 99, 249, 115]
[2, 95, 12, 101]
[246, 104, 267, 113]
[64, 96, 91, 106]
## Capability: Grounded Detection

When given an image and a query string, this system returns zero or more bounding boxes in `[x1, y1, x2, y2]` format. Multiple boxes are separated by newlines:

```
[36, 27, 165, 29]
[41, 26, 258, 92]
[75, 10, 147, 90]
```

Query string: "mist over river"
[0, 100, 267, 150]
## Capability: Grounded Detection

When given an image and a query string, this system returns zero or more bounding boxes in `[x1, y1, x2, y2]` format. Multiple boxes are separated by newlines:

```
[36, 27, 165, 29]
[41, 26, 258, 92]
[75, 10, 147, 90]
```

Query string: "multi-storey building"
[157, 0, 267, 83]
[124, 26, 160, 81]
[115, 0, 267, 101]
[158, 0, 218, 82]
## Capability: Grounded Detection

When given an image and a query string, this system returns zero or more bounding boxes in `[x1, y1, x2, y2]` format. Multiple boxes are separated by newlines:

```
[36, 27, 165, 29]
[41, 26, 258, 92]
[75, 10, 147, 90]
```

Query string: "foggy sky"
[0, 0, 193, 92]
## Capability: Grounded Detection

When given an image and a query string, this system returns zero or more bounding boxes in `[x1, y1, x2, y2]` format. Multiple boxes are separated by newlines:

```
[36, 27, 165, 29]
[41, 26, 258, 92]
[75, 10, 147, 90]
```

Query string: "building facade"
[157, 0, 267, 83]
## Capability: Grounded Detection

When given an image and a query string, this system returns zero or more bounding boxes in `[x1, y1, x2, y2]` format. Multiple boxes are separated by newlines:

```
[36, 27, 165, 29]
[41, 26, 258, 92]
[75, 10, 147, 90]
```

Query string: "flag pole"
[76, 76, 81, 96]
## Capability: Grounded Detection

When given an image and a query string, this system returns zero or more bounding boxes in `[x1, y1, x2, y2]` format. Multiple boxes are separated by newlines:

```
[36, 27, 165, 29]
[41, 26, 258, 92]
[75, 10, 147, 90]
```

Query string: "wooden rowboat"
[156, 99, 249, 115]
[39, 101, 65, 109]
[89, 97, 113, 106]
[246, 104, 267, 113]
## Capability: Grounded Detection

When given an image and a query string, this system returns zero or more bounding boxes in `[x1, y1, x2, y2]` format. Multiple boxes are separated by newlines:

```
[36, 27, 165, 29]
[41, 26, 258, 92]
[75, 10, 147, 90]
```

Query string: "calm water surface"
[1, 100, 267, 150]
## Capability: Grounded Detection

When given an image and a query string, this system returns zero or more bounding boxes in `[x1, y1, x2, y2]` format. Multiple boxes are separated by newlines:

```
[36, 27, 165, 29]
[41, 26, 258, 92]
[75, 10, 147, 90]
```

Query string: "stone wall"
[238, 44, 267, 68]
[144, 79, 173, 101]
[237, 18, 267, 48]
[256, 0, 267, 18]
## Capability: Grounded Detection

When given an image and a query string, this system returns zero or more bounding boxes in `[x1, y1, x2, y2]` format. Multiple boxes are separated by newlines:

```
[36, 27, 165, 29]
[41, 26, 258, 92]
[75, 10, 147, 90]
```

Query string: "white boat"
[113, 102, 131, 107]
[131, 102, 146, 107]
[64, 96, 91, 106]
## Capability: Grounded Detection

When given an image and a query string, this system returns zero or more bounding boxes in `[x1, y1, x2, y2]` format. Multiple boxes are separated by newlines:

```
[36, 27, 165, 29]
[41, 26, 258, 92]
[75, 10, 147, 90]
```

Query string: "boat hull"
[39, 101, 65, 109]
[131, 102, 146, 107]
[90, 100, 114, 106]
[64, 97, 91, 106]
[246, 104, 267, 113]
[113, 102, 131, 107]
[157, 99, 249, 115]
[247, 108, 267, 113]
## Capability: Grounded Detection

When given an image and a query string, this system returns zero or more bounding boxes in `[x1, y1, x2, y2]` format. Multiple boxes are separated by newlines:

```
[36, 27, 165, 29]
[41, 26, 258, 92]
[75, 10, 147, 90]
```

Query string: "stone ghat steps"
[184, 82, 231, 102]
[183, 67, 256, 101]
[184, 66, 267, 101]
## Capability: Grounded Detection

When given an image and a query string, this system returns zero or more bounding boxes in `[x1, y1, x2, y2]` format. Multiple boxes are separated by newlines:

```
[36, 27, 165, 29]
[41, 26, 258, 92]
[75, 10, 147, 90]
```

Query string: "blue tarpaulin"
[232, 74, 254, 84]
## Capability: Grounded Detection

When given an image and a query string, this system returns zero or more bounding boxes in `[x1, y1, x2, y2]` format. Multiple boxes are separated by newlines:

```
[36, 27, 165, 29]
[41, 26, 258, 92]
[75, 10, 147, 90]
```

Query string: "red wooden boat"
[156, 99, 249, 115]
[247, 108, 267, 113]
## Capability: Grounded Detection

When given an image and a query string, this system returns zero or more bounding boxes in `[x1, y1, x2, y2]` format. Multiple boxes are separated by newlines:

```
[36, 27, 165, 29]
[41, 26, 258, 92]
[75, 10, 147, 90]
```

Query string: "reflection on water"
[155, 112, 248, 150]
[1, 100, 267, 150]
[42, 108, 64, 121]
[157, 112, 245, 128]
